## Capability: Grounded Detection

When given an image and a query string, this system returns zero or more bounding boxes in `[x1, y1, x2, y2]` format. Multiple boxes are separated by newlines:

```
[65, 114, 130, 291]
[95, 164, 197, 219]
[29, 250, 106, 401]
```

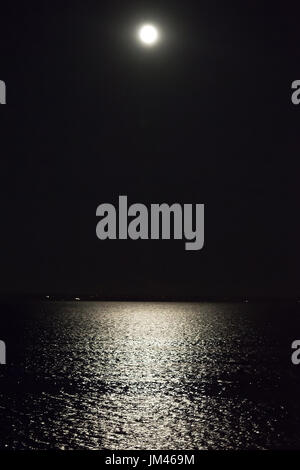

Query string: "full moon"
[138, 24, 159, 46]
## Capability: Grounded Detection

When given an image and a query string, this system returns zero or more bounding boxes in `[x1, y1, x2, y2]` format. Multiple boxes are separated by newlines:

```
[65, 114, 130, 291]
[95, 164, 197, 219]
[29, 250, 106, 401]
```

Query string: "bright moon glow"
[138, 24, 159, 46]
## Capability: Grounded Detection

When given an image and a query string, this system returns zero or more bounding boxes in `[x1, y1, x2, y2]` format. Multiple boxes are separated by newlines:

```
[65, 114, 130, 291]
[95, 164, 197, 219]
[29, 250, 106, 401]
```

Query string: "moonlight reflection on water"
[0, 301, 300, 449]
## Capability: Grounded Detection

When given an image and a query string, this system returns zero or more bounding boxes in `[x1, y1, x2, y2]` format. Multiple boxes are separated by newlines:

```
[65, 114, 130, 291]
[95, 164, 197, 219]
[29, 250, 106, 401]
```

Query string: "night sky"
[1, 1, 300, 298]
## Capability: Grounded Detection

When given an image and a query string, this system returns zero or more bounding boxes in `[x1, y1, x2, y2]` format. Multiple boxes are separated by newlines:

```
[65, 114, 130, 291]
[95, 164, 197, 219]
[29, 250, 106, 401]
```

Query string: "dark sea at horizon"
[0, 301, 300, 450]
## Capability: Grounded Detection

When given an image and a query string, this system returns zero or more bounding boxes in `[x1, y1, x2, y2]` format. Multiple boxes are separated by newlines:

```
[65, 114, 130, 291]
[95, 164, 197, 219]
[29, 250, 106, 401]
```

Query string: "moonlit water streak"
[0, 301, 300, 449]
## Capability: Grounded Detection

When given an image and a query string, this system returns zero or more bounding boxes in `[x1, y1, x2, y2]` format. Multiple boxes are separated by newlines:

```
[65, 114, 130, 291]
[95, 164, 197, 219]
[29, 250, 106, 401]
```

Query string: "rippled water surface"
[1, 301, 300, 449]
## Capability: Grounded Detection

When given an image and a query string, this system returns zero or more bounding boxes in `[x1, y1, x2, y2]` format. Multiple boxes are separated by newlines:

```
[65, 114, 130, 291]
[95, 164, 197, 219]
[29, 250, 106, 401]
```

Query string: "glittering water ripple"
[0, 301, 300, 449]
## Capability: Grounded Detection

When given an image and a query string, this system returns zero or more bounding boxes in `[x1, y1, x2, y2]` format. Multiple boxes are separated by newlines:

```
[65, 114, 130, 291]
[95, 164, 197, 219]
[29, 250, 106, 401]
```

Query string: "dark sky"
[1, 0, 300, 298]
